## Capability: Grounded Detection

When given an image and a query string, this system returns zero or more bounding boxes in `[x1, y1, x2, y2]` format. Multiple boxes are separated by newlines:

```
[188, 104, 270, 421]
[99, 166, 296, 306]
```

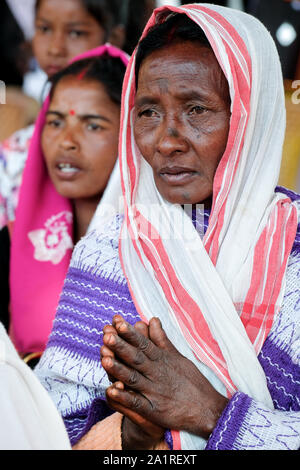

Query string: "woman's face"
[42, 76, 120, 201]
[33, 0, 106, 76]
[134, 41, 231, 207]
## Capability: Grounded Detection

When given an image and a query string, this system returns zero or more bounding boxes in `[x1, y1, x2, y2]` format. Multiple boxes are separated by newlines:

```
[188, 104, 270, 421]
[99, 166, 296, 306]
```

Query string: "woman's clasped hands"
[100, 315, 228, 450]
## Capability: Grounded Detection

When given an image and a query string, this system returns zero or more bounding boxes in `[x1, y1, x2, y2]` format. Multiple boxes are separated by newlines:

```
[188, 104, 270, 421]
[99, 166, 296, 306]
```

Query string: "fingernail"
[108, 334, 116, 345]
[103, 357, 113, 368]
[118, 322, 127, 333]
[113, 314, 122, 323]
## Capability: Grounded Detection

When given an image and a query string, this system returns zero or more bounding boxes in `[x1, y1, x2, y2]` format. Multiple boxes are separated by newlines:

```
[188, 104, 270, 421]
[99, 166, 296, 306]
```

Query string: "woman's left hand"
[101, 315, 228, 439]
[106, 381, 165, 450]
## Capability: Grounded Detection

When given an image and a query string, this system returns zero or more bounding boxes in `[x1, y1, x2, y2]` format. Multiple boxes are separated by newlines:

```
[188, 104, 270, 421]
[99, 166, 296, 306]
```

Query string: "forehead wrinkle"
[139, 68, 224, 101]
[138, 44, 229, 105]
[143, 47, 215, 80]
[137, 79, 222, 107]
[157, 78, 169, 94]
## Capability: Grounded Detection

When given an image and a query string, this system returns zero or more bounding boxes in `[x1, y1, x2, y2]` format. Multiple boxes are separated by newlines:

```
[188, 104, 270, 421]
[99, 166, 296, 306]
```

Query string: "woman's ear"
[108, 24, 126, 49]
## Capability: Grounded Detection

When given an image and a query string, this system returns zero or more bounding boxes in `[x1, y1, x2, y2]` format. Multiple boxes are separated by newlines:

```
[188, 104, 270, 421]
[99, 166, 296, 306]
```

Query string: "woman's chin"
[52, 185, 78, 200]
[155, 177, 213, 207]
[158, 188, 213, 207]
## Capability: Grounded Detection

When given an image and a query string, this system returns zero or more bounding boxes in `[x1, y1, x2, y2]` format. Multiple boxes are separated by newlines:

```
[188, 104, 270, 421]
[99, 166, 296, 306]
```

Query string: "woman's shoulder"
[1, 124, 34, 153]
[0, 124, 34, 178]
[70, 214, 125, 280]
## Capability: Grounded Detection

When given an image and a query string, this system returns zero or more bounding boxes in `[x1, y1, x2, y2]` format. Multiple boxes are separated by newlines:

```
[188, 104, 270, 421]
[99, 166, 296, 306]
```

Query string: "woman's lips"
[46, 65, 63, 76]
[159, 168, 197, 185]
[54, 162, 81, 180]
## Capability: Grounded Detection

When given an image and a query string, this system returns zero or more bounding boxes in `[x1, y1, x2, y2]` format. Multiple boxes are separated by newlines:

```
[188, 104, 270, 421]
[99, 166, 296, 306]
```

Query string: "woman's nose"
[156, 122, 189, 157]
[48, 31, 66, 57]
[59, 129, 79, 151]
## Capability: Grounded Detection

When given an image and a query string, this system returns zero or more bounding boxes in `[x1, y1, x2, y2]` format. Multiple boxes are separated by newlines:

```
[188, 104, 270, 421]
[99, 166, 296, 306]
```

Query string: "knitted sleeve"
[206, 392, 300, 450]
[34, 216, 142, 446]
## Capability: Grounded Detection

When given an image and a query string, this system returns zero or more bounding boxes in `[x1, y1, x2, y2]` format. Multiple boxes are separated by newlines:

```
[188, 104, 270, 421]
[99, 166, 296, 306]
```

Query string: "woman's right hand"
[101, 321, 165, 450]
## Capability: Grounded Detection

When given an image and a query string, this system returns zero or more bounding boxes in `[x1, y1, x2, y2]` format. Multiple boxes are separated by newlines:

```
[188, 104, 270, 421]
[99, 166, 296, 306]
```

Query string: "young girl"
[0, 44, 128, 363]
[0, 0, 127, 229]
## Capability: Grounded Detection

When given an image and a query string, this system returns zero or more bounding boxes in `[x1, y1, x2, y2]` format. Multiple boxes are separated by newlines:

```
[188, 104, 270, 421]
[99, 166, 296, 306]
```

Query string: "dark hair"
[0, 0, 26, 86]
[135, 13, 211, 86]
[49, 53, 126, 105]
[35, 0, 128, 37]
[123, 0, 154, 55]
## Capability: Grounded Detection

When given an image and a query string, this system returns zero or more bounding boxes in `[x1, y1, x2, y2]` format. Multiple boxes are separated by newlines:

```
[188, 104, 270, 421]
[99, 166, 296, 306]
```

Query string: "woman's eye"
[138, 109, 158, 118]
[69, 30, 88, 39]
[36, 25, 50, 34]
[189, 105, 206, 115]
[47, 119, 62, 128]
[87, 123, 102, 131]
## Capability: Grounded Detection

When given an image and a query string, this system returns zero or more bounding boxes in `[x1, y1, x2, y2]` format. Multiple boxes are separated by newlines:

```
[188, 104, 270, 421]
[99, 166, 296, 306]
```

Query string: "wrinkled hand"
[101, 321, 165, 449]
[101, 315, 228, 439]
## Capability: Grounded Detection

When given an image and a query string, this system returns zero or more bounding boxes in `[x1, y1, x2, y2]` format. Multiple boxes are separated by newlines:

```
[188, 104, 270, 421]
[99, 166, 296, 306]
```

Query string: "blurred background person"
[0, 45, 128, 365]
[0, 0, 34, 88]
[0, 0, 39, 142]
[0, 0, 128, 230]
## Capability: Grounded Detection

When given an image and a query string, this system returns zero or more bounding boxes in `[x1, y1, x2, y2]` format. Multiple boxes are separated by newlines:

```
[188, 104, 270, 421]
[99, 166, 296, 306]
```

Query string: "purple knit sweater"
[35, 187, 300, 450]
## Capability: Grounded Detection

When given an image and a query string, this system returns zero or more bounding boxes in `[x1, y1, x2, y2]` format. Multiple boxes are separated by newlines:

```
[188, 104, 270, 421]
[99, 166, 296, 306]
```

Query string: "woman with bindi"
[2, 45, 129, 363]
[42, 61, 122, 242]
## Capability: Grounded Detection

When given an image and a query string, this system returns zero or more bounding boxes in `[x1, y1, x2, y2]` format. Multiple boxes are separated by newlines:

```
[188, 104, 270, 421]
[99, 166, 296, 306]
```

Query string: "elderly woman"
[35, 4, 300, 450]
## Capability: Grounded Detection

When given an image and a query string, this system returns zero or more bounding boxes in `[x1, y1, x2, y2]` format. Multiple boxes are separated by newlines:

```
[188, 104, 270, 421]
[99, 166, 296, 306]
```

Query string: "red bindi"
[69, 109, 76, 116]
